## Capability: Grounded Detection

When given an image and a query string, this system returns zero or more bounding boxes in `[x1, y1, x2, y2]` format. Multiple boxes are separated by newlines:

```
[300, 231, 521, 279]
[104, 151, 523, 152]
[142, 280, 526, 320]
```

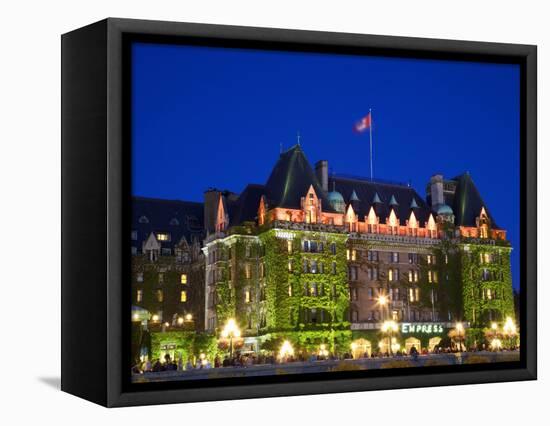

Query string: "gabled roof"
[264, 144, 336, 212]
[132, 196, 205, 249]
[330, 176, 431, 226]
[446, 173, 500, 229]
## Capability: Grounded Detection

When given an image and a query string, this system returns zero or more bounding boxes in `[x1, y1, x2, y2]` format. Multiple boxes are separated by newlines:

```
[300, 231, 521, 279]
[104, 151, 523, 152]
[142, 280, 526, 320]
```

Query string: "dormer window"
[367, 207, 378, 233]
[388, 209, 398, 235]
[138, 215, 149, 224]
[156, 232, 170, 242]
[169, 218, 179, 226]
[407, 211, 418, 236]
[480, 225, 489, 239]
[427, 214, 437, 238]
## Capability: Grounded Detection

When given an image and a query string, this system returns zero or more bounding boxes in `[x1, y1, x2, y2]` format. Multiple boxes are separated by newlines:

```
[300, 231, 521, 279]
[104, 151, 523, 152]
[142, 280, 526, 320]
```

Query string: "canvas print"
[129, 43, 520, 384]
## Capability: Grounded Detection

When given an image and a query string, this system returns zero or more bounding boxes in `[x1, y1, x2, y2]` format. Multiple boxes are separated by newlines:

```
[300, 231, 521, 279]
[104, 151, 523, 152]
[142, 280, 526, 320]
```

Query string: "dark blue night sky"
[131, 42, 520, 290]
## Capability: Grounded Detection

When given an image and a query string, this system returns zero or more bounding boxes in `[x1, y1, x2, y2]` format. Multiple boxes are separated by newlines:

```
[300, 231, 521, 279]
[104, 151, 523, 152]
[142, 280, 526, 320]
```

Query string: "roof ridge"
[132, 195, 204, 205]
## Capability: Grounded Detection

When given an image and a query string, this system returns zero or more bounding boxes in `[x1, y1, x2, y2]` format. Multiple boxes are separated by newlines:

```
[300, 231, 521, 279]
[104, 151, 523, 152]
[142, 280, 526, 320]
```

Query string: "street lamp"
[502, 316, 517, 349]
[381, 320, 399, 356]
[319, 344, 329, 359]
[221, 318, 241, 359]
[378, 295, 388, 321]
[278, 340, 294, 362]
[455, 322, 465, 352]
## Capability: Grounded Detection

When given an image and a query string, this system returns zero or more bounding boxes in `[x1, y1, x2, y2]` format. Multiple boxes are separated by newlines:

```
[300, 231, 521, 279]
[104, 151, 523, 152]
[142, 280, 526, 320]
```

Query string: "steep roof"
[264, 144, 336, 212]
[330, 175, 431, 226]
[229, 184, 266, 225]
[446, 173, 500, 229]
[131, 196, 205, 250]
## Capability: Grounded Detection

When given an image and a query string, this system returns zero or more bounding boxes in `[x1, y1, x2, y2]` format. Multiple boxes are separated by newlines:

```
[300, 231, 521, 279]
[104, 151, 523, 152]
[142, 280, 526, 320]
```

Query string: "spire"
[389, 195, 399, 206]
[410, 198, 419, 209]
[372, 192, 382, 204]
[350, 190, 360, 202]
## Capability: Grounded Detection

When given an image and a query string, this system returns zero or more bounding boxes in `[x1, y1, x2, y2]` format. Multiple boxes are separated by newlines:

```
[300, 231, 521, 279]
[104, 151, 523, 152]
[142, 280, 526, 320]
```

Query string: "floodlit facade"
[131, 144, 515, 355]
[201, 145, 515, 353]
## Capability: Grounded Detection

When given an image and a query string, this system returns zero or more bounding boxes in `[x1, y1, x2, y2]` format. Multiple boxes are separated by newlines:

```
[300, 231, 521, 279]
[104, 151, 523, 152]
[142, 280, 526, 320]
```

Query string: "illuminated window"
[351, 249, 357, 261]
[136, 289, 142, 302]
[392, 310, 399, 321]
[346, 249, 350, 260]
[445, 254, 449, 264]
[156, 232, 170, 241]
[288, 260, 293, 272]
[245, 264, 251, 279]
[245, 290, 251, 303]
[157, 290, 164, 302]
[158, 273, 164, 284]
[409, 288, 419, 302]
[180, 291, 187, 302]
[136, 272, 143, 282]
[180, 274, 187, 284]
[288, 285, 292, 297]
[287, 240, 292, 253]
[480, 225, 488, 238]
[309, 283, 317, 297]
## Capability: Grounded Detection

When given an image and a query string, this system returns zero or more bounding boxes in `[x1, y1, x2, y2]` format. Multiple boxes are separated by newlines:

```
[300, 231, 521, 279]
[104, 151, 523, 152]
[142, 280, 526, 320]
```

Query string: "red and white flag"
[354, 112, 372, 133]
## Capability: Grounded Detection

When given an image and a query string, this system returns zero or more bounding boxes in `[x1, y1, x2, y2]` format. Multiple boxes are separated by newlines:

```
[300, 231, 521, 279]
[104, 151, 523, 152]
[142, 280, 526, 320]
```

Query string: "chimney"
[315, 160, 329, 192]
[430, 174, 444, 207]
[204, 188, 221, 234]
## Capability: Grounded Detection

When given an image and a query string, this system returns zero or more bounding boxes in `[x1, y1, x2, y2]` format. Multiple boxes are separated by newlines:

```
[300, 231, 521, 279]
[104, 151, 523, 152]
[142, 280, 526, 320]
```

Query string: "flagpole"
[369, 108, 373, 181]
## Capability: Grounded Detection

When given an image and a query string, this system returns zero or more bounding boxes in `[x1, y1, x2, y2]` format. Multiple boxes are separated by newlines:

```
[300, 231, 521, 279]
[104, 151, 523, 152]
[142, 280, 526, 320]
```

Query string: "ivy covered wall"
[461, 242, 515, 326]
[260, 229, 350, 339]
[150, 330, 219, 362]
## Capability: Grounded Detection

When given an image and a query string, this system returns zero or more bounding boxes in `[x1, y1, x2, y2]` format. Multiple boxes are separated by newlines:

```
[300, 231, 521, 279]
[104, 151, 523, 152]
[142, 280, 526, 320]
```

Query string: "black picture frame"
[61, 17, 537, 407]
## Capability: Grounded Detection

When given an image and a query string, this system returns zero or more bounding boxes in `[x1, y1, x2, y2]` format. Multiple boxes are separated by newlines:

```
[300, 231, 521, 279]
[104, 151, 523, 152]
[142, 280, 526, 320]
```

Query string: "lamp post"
[502, 317, 517, 349]
[221, 318, 241, 359]
[381, 320, 398, 356]
[455, 322, 464, 352]
[378, 295, 388, 321]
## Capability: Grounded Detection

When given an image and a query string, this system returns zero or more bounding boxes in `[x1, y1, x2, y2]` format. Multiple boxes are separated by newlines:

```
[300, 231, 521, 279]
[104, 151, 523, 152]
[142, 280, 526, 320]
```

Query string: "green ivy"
[150, 331, 219, 362]
[461, 244, 514, 326]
